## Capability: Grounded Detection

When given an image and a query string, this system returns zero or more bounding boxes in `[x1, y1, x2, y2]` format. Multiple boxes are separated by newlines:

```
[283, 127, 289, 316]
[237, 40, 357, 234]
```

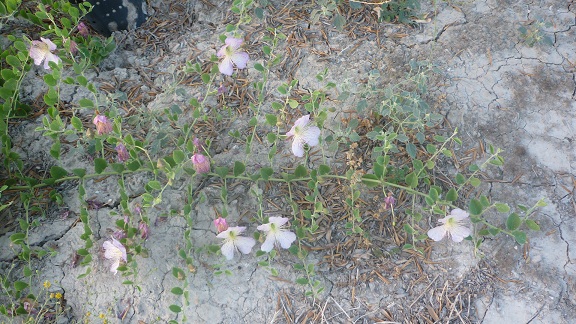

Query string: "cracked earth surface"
[1, 0, 575, 322]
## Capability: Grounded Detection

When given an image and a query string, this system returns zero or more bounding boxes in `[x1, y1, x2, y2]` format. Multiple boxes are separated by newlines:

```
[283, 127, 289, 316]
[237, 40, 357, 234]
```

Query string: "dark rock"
[73, 0, 147, 36]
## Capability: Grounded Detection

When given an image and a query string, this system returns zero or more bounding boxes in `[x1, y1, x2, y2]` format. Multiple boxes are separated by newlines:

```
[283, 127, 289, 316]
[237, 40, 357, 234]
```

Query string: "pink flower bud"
[384, 193, 396, 210]
[113, 229, 126, 240]
[213, 217, 228, 233]
[77, 22, 89, 37]
[138, 221, 149, 240]
[92, 115, 112, 135]
[115, 143, 129, 162]
[191, 153, 210, 174]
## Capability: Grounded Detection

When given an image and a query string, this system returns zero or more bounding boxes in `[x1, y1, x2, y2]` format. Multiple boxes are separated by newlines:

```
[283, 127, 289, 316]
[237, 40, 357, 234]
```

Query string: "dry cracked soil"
[1, 0, 575, 323]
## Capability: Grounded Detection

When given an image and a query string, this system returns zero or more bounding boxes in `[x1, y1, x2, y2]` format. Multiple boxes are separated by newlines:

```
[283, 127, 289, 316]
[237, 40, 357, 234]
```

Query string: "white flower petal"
[449, 225, 471, 242]
[275, 230, 296, 249]
[103, 241, 120, 260]
[110, 259, 120, 275]
[269, 217, 289, 226]
[293, 115, 310, 128]
[427, 226, 447, 241]
[225, 37, 243, 49]
[302, 126, 320, 147]
[41, 37, 57, 51]
[291, 138, 305, 157]
[29, 47, 46, 66]
[221, 241, 235, 260]
[261, 234, 276, 252]
[450, 208, 469, 221]
[219, 57, 234, 76]
[257, 223, 271, 232]
[231, 52, 249, 69]
[217, 44, 227, 57]
[235, 236, 256, 255]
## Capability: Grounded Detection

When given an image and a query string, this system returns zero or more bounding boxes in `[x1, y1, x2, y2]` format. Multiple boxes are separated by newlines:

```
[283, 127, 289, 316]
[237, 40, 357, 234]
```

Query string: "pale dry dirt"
[1, 0, 575, 323]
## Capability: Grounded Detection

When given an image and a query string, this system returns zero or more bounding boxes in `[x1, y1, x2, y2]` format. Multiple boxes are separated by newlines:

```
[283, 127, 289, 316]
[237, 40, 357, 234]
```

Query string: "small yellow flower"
[85, 311, 91, 317]
[55, 292, 62, 299]
[99, 313, 105, 319]
[43, 280, 51, 289]
[50, 293, 55, 299]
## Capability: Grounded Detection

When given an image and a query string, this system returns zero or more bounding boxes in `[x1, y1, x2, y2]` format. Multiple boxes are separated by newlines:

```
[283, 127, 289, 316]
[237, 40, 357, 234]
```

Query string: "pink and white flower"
[285, 115, 321, 157]
[217, 37, 249, 76]
[216, 226, 256, 260]
[29, 38, 61, 70]
[427, 208, 472, 242]
[103, 238, 127, 275]
[257, 217, 297, 252]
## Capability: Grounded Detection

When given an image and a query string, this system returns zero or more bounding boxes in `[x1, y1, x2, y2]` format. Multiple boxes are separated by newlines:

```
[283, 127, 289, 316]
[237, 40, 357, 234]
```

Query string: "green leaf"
[426, 144, 437, 154]
[5, 55, 20, 68]
[488, 228, 501, 236]
[14, 281, 28, 291]
[233, 161, 245, 176]
[288, 99, 299, 108]
[455, 173, 465, 184]
[495, 203, 510, 213]
[127, 160, 140, 171]
[172, 267, 185, 280]
[254, 63, 265, 72]
[403, 224, 414, 234]
[260, 167, 273, 180]
[265, 114, 277, 126]
[94, 158, 107, 174]
[201, 73, 210, 84]
[446, 188, 458, 202]
[50, 141, 61, 159]
[405, 172, 418, 188]
[506, 213, 521, 230]
[147, 180, 162, 190]
[215, 166, 228, 178]
[332, 13, 346, 31]
[406, 142, 417, 159]
[71, 116, 83, 131]
[171, 287, 184, 295]
[469, 199, 483, 216]
[44, 74, 57, 87]
[169, 305, 182, 313]
[77, 248, 89, 256]
[277, 85, 287, 95]
[111, 163, 124, 173]
[428, 188, 439, 201]
[172, 150, 185, 164]
[295, 278, 309, 285]
[512, 230, 526, 245]
[50, 166, 68, 179]
[318, 164, 331, 175]
[525, 219, 540, 231]
[78, 98, 94, 108]
[478, 229, 490, 236]
[10, 233, 25, 244]
[470, 177, 481, 187]
[294, 165, 308, 177]
[267, 132, 276, 143]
